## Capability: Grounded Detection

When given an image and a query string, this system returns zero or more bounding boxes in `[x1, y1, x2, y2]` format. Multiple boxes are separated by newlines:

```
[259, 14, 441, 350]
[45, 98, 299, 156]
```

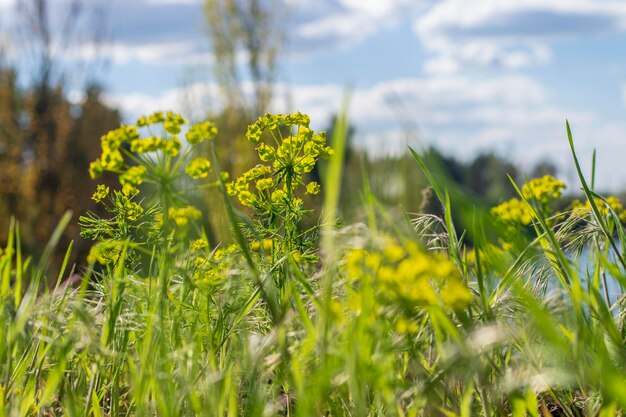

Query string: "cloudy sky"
[3, 0, 626, 191]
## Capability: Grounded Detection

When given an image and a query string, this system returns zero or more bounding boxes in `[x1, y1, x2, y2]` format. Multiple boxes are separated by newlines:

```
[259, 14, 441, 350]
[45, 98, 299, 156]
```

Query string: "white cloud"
[145, 0, 201, 4]
[68, 41, 212, 66]
[291, 0, 418, 53]
[415, 0, 626, 73]
[104, 74, 626, 190]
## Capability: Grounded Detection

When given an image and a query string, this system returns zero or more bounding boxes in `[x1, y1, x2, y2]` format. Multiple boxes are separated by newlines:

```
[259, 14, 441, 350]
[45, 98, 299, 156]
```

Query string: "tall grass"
[2, 113, 626, 417]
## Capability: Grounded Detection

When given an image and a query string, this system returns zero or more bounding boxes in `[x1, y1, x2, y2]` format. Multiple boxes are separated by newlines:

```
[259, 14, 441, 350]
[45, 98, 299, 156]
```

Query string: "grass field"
[2, 113, 626, 416]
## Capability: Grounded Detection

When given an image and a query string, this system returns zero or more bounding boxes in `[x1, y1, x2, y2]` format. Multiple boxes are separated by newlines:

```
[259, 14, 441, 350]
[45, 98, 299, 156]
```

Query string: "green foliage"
[5, 114, 626, 417]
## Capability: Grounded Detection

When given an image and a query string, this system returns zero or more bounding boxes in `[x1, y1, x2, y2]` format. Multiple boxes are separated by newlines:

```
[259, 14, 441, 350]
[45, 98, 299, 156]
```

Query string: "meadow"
[2, 111, 626, 417]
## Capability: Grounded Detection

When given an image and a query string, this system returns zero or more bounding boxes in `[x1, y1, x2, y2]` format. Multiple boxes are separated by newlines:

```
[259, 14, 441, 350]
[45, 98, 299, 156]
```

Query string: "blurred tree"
[204, 0, 282, 118]
[202, 0, 285, 242]
[466, 153, 520, 203]
[0, 70, 120, 265]
[531, 160, 557, 178]
[0, 0, 118, 270]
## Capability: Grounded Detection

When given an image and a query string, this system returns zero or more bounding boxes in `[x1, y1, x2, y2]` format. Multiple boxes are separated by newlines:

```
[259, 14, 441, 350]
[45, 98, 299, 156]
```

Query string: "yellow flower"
[119, 165, 147, 187]
[186, 121, 218, 144]
[91, 184, 109, 203]
[441, 280, 473, 309]
[572, 196, 626, 223]
[491, 198, 533, 225]
[256, 177, 274, 191]
[251, 239, 273, 252]
[344, 240, 472, 310]
[163, 111, 187, 135]
[185, 157, 212, 179]
[122, 183, 139, 197]
[89, 160, 103, 179]
[305, 182, 320, 195]
[87, 244, 106, 265]
[130, 137, 164, 153]
[191, 239, 208, 251]
[123, 200, 143, 221]
[394, 318, 418, 334]
[230, 113, 331, 209]
[163, 136, 181, 156]
[521, 175, 566, 205]
[168, 205, 202, 227]
[100, 148, 124, 170]
[238, 191, 257, 207]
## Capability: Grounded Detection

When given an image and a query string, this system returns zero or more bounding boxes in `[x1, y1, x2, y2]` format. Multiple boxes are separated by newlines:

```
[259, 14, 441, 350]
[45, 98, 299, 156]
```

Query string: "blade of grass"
[322, 93, 351, 253]
[566, 121, 626, 272]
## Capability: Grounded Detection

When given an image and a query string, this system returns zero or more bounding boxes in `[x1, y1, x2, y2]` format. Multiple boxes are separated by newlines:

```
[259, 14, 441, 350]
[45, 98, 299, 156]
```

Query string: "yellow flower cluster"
[91, 184, 109, 203]
[90, 112, 217, 185]
[345, 241, 472, 310]
[250, 239, 273, 252]
[492, 175, 566, 225]
[129, 137, 164, 153]
[119, 166, 147, 186]
[226, 112, 333, 208]
[168, 205, 202, 227]
[572, 196, 626, 222]
[192, 244, 238, 287]
[521, 175, 566, 205]
[87, 240, 125, 265]
[491, 198, 533, 225]
[191, 238, 208, 251]
[89, 125, 139, 178]
[185, 157, 211, 179]
[186, 120, 218, 144]
[137, 111, 187, 135]
[122, 199, 144, 221]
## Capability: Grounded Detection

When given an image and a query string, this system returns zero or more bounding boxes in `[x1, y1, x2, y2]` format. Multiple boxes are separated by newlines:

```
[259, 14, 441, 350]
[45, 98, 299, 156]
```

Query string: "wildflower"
[100, 148, 124, 170]
[163, 136, 181, 156]
[163, 111, 187, 135]
[186, 121, 218, 144]
[148, 111, 165, 125]
[122, 183, 139, 197]
[119, 165, 147, 187]
[87, 241, 125, 265]
[394, 318, 418, 334]
[191, 239, 208, 251]
[87, 244, 106, 265]
[89, 160, 103, 179]
[238, 191, 257, 207]
[250, 239, 273, 252]
[229, 112, 332, 209]
[130, 137, 164, 153]
[344, 241, 472, 310]
[441, 280, 473, 309]
[521, 175, 566, 205]
[305, 182, 320, 195]
[122, 200, 143, 222]
[91, 184, 109, 203]
[192, 268, 226, 287]
[168, 205, 202, 227]
[491, 198, 533, 225]
[256, 143, 275, 162]
[256, 177, 274, 191]
[572, 196, 626, 223]
[185, 157, 212, 179]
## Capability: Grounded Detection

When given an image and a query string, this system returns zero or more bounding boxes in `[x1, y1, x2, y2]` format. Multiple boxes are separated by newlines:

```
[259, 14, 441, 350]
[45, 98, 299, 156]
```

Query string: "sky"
[2, 0, 626, 191]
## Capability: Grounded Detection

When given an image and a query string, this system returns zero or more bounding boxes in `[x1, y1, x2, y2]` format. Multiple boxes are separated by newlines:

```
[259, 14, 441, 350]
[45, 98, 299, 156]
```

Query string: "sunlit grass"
[2, 113, 626, 417]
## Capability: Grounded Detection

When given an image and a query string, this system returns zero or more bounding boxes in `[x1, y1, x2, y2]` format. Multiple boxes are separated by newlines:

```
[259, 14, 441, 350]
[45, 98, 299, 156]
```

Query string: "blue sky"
[3, 0, 626, 191]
